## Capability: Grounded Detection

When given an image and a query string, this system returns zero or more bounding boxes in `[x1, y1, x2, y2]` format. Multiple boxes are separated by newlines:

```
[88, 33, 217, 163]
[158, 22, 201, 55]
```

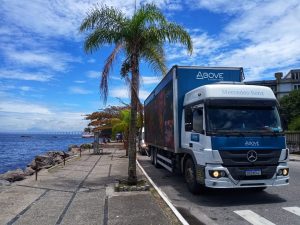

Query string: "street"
[138, 155, 300, 225]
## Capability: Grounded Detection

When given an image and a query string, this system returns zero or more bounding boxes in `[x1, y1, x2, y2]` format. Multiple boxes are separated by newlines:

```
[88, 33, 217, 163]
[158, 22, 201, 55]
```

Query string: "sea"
[0, 133, 93, 174]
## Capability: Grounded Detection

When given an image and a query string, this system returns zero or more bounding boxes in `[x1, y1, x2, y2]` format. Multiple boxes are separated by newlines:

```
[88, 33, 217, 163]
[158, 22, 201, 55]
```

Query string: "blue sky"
[1, 0, 300, 132]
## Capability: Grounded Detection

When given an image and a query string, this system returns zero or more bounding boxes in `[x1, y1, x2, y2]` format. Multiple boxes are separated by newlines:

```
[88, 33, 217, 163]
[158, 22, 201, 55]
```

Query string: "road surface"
[138, 155, 300, 225]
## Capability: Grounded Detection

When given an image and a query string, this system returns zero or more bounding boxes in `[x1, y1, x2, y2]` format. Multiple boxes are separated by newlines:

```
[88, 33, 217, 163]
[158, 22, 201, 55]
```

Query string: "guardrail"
[285, 131, 300, 153]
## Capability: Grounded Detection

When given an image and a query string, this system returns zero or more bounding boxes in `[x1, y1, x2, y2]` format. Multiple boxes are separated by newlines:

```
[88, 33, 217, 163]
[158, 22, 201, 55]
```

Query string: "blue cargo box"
[144, 66, 244, 153]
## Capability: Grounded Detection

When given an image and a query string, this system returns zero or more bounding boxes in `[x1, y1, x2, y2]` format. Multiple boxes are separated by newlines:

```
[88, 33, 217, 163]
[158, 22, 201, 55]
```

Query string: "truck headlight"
[278, 168, 289, 176]
[209, 170, 227, 178]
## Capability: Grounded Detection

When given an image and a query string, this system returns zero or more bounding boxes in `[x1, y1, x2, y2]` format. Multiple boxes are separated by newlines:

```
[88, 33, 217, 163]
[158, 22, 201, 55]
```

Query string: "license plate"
[245, 169, 261, 176]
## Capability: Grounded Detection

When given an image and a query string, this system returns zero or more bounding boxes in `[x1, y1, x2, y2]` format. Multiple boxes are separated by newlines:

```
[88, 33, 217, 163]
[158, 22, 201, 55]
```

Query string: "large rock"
[68, 144, 78, 151]
[80, 143, 93, 149]
[35, 155, 55, 168]
[69, 147, 80, 154]
[0, 179, 11, 186]
[53, 156, 63, 164]
[24, 167, 35, 176]
[27, 159, 37, 170]
[0, 169, 25, 182]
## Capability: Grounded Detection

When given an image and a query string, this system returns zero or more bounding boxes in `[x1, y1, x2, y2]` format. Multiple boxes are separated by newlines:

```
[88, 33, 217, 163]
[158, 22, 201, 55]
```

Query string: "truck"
[144, 66, 289, 194]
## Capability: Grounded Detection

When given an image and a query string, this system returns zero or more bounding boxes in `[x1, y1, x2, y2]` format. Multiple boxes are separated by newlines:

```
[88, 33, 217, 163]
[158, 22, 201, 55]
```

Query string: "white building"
[246, 69, 300, 99]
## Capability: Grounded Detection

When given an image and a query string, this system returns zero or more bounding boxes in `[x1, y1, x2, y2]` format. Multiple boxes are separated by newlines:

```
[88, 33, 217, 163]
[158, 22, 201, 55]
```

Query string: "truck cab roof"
[183, 84, 276, 106]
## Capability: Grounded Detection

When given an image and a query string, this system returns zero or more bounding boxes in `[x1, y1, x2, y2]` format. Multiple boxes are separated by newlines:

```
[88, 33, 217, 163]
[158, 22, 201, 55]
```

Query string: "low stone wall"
[0, 143, 92, 185]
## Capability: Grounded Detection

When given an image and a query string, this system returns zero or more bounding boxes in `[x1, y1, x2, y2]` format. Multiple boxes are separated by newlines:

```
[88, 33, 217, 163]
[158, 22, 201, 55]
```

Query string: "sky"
[1, 0, 300, 132]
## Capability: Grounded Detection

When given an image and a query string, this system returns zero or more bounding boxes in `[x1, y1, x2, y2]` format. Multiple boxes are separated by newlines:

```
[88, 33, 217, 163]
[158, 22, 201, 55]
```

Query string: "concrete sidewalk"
[0, 146, 179, 225]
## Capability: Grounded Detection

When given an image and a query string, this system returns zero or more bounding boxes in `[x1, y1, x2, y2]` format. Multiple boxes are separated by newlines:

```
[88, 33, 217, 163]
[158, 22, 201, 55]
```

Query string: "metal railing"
[285, 131, 300, 153]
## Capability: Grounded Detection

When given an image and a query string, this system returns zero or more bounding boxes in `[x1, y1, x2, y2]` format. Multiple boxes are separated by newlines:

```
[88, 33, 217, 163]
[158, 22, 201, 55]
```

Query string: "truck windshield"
[207, 105, 282, 134]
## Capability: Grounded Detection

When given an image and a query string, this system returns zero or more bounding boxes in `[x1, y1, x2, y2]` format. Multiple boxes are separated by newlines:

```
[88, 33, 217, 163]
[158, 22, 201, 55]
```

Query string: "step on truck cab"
[144, 66, 289, 194]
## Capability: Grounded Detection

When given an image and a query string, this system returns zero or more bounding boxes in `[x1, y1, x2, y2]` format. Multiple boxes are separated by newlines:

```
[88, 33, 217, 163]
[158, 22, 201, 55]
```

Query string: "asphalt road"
[138, 155, 300, 225]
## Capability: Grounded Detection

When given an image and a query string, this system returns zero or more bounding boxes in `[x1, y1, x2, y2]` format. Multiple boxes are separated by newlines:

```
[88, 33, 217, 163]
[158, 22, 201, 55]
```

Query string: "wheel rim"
[185, 163, 194, 184]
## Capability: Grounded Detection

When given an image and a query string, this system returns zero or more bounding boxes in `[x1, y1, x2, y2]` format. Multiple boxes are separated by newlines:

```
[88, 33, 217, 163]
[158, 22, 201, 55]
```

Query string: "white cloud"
[110, 86, 150, 100]
[0, 98, 89, 131]
[74, 80, 86, 84]
[0, 100, 51, 114]
[2, 47, 80, 72]
[110, 88, 129, 99]
[139, 90, 150, 100]
[1, 0, 185, 40]
[189, 0, 258, 14]
[88, 58, 96, 63]
[69, 86, 92, 95]
[141, 76, 161, 85]
[19, 86, 31, 92]
[87, 70, 100, 79]
[0, 69, 52, 82]
[167, 0, 300, 80]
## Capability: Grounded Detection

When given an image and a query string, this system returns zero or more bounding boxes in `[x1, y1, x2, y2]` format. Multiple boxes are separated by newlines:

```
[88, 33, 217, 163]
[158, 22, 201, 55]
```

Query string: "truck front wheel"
[184, 158, 203, 194]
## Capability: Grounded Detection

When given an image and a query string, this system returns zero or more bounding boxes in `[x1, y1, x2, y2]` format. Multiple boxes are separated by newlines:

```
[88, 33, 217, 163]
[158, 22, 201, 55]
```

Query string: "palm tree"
[112, 109, 130, 155]
[80, 4, 192, 184]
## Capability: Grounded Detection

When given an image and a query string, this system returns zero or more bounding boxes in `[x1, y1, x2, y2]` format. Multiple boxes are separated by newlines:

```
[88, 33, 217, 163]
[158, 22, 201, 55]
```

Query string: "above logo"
[247, 150, 258, 162]
[245, 140, 259, 147]
[196, 72, 224, 80]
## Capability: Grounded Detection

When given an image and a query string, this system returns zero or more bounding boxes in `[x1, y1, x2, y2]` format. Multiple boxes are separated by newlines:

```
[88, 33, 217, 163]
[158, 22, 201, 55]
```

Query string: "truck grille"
[218, 149, 281, 166]
[218, 149, 281, 180]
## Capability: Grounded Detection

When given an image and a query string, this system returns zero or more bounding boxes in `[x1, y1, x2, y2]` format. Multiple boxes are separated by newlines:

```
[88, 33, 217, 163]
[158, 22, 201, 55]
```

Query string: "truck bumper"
[204, 163, 289, 188]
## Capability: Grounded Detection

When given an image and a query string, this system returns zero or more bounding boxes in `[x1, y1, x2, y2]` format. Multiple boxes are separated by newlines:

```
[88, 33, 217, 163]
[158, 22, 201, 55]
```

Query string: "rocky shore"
[0, 143, 93, 185]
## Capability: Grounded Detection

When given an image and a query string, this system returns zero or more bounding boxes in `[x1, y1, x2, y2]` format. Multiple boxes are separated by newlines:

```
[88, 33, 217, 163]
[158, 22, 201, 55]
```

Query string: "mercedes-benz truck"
[144, 66, 289, 194]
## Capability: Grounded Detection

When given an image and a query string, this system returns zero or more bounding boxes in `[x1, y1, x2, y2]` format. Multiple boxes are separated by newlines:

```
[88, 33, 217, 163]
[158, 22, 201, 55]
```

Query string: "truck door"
[182, 105, 205, 151]
[190, 106, 205, 151]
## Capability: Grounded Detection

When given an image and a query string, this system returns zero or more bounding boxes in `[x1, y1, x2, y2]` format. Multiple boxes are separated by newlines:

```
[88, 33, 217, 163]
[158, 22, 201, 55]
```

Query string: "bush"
[288, 116, 300, 131]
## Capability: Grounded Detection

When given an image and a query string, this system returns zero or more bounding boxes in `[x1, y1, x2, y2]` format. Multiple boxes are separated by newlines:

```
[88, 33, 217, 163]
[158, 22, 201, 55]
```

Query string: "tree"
[279, 89, 300, 129]
[80, 4, 192, 184]
[85, 106, 128, 134]
[112, 109, 130, 155]
[288, 116, 300, 131]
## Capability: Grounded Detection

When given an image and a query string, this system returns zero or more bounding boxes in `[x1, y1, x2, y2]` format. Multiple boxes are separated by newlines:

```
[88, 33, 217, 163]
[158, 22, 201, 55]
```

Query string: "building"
[245, 69, 300, 99]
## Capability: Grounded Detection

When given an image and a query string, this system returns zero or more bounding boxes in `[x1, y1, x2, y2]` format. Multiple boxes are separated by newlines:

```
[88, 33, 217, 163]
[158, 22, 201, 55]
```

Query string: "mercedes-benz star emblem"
[247, 150, 258, 162]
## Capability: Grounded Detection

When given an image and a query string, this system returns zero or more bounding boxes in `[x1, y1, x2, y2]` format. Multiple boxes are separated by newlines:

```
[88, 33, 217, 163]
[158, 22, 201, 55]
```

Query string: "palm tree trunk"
[128, 54, 139, 185]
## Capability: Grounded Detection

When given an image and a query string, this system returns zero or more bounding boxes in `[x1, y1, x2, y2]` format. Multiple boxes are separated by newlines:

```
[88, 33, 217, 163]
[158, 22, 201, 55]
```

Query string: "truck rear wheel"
[150, 148, 154, 164]
[184, 158, 203, 194]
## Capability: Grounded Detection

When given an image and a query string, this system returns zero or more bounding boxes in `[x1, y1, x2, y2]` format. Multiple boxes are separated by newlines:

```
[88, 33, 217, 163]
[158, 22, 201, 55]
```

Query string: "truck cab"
[181, 83, 289, 192]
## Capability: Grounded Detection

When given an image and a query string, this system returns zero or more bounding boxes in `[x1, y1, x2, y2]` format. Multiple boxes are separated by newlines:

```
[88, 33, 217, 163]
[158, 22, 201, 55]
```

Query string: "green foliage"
[112, 109, 130, 139]
[79, 3, 192, 103]
[279, 90, 300, 128]
[85, 106, 128, 132]
[288, 116, 300, 131]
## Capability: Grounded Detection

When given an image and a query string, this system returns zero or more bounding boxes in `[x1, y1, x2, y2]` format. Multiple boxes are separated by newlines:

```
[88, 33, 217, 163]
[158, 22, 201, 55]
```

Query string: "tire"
[150, 148, 154, 164]
[184, 158, 204, 194]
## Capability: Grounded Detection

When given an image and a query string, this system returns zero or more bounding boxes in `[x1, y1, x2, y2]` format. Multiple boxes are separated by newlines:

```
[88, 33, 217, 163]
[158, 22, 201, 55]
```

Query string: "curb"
[136, 160, 189, 225]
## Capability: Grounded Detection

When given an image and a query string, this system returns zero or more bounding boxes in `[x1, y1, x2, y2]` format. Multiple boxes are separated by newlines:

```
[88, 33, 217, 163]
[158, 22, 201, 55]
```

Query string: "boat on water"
[82, 132, 94, 138]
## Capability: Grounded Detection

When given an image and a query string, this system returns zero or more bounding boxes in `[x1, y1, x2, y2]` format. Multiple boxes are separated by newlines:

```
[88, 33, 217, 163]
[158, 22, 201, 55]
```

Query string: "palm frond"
[141, 43, 167, 75]
[83, 29, 122, 53]
[101, 42, 123, 103]
[131, 4, 166, 30]
[160, 22, 193, 54]
[79, 5, 125, 32]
